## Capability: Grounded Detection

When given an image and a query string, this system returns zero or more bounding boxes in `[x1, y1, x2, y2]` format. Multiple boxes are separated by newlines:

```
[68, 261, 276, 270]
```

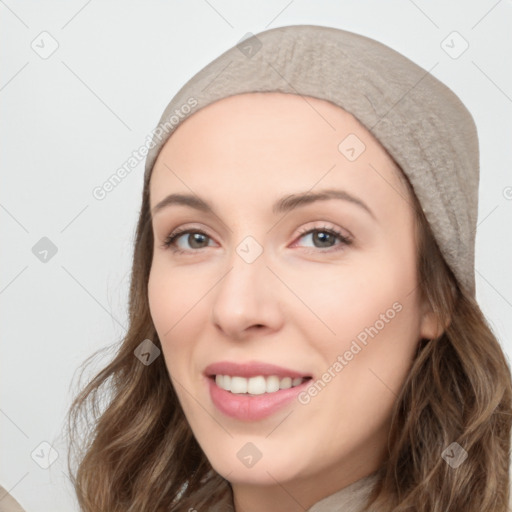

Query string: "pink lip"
[203, 360, 311, 379]
[206, 375, 312, 421]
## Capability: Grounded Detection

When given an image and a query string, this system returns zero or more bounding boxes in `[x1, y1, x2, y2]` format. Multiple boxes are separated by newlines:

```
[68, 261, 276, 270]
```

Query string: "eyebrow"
[151, 188, 376, 220]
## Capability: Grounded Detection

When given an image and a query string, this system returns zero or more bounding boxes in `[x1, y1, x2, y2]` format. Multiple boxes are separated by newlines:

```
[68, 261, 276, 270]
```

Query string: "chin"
[204, 443, 307, 485]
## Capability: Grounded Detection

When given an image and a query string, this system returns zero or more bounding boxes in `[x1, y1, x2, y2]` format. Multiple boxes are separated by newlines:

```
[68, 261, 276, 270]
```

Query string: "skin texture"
[148, 92, 439, 512]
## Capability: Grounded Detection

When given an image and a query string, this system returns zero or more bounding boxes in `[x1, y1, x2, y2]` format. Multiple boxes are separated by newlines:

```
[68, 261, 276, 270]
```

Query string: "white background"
[1, 1, 511, 510]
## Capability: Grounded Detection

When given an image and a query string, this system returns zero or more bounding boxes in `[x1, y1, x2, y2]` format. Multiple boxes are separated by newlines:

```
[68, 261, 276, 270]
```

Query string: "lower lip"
[206, 376, 311, 421]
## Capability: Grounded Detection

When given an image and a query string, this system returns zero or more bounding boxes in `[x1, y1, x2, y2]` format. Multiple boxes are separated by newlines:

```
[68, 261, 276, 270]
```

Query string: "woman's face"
[148, 92, 438, 507]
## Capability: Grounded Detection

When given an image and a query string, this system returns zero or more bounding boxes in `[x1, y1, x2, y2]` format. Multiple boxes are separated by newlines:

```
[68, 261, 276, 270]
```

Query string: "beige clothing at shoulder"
[211, 471, 379, 512]
[2, 474, 512, 510]
[0, 485, 26, 512]
[307, 472, 379, 512]
[212, 471, 512, 511]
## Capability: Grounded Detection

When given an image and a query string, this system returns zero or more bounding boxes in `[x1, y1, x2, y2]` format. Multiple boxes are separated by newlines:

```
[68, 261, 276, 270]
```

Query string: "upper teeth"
[215, 375, 307, 394]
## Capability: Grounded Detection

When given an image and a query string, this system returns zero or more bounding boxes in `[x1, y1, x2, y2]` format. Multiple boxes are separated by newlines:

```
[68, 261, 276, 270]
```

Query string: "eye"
[161, 227, 214, 254]
[160, 223, 353, 254]
[293, 224, 352, 252]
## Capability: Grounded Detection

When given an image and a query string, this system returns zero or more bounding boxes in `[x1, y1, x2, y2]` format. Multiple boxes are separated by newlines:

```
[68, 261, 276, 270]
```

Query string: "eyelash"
[161, 224, 352, 255]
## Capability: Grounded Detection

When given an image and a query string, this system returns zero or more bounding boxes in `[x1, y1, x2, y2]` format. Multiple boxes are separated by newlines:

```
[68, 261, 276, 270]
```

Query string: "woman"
[67, 25, 512, 511]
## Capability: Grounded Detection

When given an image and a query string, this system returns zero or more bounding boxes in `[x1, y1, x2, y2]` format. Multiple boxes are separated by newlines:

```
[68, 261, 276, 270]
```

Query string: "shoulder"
[0, 485, 26, 512]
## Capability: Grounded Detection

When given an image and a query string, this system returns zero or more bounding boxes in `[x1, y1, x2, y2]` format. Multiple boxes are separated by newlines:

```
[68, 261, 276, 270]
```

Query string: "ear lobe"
[420, 310, 441, 340]
[419, 301, 448, 340]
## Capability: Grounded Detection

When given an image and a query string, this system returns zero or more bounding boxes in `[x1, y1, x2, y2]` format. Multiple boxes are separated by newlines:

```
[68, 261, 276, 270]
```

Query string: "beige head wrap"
[144, 24, 479, 296]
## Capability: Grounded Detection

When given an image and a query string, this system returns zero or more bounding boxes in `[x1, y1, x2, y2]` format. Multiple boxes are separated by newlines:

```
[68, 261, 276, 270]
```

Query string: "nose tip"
[211, 261, 283, 341]
[214, 319, 269, 341]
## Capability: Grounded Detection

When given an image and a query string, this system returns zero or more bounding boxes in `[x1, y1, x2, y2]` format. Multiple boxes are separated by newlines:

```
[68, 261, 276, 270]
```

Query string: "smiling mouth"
[210, 374, 312, 395]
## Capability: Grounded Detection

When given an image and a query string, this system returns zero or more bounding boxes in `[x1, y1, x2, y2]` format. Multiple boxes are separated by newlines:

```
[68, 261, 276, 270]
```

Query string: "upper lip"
[204, 361, 312, 379]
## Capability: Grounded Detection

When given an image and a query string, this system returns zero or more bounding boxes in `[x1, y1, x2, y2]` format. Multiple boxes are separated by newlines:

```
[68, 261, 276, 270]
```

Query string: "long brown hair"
[66, 160, 512, 511]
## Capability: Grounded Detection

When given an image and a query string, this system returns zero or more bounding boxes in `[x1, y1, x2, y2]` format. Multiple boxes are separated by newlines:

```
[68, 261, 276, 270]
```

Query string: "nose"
[211, 246, 284, 341]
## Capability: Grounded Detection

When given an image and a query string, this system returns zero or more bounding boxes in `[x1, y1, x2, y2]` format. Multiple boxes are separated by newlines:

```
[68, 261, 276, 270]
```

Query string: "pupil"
[190, 233, 207, 248]
[315, 231, 332, 247]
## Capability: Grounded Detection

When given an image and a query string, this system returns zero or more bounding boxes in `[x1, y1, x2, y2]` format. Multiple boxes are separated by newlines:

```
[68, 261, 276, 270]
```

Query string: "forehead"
[159, 92, 376, 151]
[149, 92, 409, 210]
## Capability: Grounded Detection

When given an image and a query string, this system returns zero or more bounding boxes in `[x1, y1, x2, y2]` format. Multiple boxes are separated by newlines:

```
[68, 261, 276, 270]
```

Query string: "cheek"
[330, 259, 420, 410]
[148, 260, 205, 333]
[147, 264, 194, 370]
[298, 268, 421, 461]
[305, 240, 421, 389]
[296, 250, 418, 344]
[148, 261, 217, 389]
[148, 264, 175, 337]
